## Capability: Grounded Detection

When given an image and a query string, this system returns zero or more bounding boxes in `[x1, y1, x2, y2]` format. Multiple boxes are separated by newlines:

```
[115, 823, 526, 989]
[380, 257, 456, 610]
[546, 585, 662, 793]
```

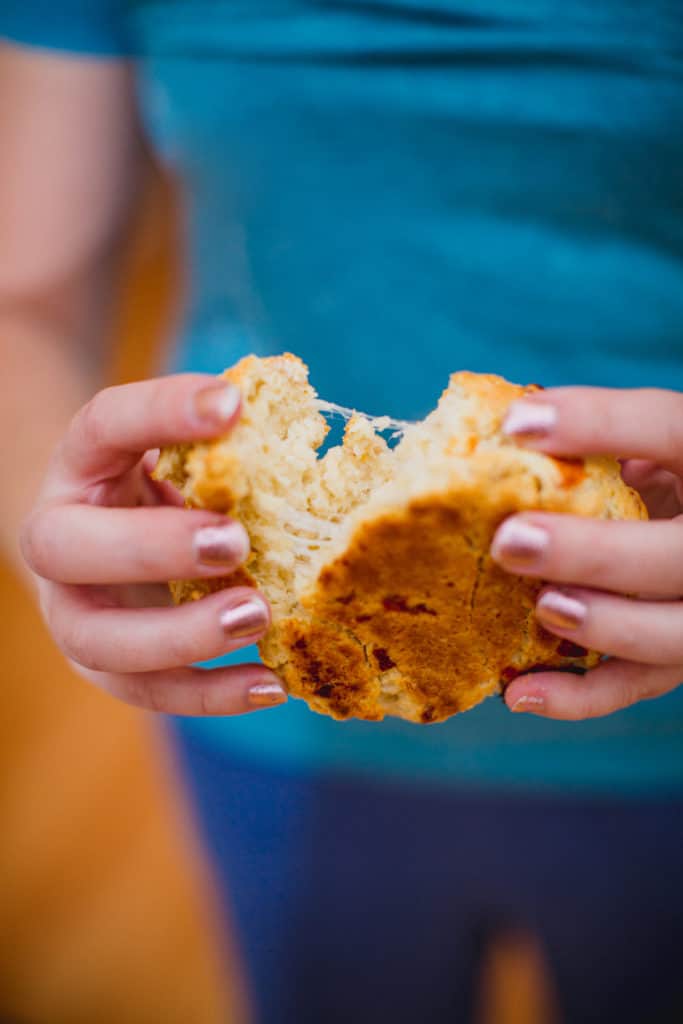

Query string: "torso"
[126, 0, 683, 791]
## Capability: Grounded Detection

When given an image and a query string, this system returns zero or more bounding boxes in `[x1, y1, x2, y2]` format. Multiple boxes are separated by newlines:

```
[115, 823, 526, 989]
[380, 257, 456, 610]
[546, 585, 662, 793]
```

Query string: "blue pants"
[172, 726, 683, 1024]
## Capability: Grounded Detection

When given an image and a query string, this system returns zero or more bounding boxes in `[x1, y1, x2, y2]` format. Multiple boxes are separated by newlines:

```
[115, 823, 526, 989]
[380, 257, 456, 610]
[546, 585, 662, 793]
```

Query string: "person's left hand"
[490, 385, 683, 719]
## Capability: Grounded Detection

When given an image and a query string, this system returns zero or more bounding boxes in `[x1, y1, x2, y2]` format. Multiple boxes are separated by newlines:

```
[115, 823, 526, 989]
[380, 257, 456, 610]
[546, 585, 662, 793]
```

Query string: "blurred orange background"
[0, 168, 557, 1024]
[0, 168, 245, 1024]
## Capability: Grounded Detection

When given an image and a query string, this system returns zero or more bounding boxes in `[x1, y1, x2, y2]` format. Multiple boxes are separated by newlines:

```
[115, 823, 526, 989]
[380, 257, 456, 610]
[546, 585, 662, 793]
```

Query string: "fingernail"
[194, 382, 241, 425]
[220, 597, 269, 638]
[248, 679, 288, 707]
[195, 524, 249, 567]
[510, 695, 546, 714]
[491, 519, 548, 567]
[503, 401, 557, 439]
[537, 590, 587, 630]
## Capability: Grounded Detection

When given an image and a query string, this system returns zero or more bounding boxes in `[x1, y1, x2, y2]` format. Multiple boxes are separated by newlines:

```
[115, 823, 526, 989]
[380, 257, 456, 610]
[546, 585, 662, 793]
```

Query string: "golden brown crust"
[156, 357, 647, 724]
[263, 458, 644, 722]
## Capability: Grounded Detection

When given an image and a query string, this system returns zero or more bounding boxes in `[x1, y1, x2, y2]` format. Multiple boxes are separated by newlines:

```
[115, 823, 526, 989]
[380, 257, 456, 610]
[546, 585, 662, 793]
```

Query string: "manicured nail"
[248, 679, 288, 707]
[194, 382, 241, 425]
[536, 590, 586, 631]
[220, 597, 269, 638]
[195, 524, 249, 567]
[510, 695, 546, 714]
[503, 401, 557, 439]
[491, 519, 548, 567]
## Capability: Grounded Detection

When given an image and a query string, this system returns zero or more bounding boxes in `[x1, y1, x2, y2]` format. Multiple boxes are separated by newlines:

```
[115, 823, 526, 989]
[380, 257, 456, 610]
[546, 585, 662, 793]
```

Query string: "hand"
[490, 386, 683, 719]
[20, 375, 287, 715]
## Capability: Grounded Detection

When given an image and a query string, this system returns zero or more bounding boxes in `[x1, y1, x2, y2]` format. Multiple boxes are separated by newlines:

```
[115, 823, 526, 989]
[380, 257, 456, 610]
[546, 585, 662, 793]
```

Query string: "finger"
[142, 449, 161, 474]
[620, 460, 683, 519]
[504, 658, 683, 720]
[79, 661, 287, 716]
[502, 386, 683, 476]
[491, 513, 683, 598]
[57, 373, 241, 486]
[531, 586, 683, 665]
[140, 450, 186, 507]
[22, 505, 250, 584]
[45, 584, 271, 673]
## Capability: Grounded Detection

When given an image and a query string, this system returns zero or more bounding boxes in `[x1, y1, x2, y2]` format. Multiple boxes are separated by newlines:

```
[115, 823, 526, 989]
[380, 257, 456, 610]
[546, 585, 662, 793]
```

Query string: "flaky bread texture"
[155, 354, 647, 724]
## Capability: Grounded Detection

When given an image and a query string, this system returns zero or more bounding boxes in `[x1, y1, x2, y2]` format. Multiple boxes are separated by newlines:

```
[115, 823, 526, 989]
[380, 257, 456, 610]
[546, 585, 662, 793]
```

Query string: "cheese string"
[315, 399, 412, 443]
[316, 399, 413, 433]
[280, 402, 414, 548]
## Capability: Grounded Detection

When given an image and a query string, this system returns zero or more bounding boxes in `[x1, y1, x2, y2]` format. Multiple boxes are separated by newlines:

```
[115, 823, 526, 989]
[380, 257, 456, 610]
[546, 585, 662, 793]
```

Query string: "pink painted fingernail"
[194, 382, 241, 425]
[510, 695, 546, 714]
[491, 519, 548, 567]
[220, 597, 269, 638]
[503, 401, 557, 439]
[195, 524, 249, 567]
[248, 679, 288, 707]
[537, 590, 586, 630]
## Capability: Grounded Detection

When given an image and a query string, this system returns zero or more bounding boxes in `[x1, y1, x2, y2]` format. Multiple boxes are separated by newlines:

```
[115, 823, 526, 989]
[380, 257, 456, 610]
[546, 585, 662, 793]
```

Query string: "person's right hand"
[20, 374, 288, 715]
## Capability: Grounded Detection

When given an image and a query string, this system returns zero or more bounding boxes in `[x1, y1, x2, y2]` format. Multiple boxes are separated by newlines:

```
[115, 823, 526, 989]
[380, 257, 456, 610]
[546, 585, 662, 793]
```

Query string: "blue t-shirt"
[4, 1, 683, 795]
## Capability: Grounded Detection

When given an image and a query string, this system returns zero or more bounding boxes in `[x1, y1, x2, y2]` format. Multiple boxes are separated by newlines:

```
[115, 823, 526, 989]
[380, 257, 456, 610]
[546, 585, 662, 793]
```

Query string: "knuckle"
[566, 675, 614, 720]
[141, 678, 169, 713]
[199, 686, 213, 715]
[116, 675, 152, 710]
[149, 376, 170, 411]
[197, 675, 243, 716]
[134, 542, 164, 578]
[162, 625, 197, 667]
[76, 389, 113, 450]
[56, 614, 101, 671]
[580, 556, 611, 585]
[19, 511, 51, 577]
[534, 517, 605, 581]
[561, 537, 609, 581]
[568, 692, 600, 720]
[619, 678, 647, 710]
[138, 377, 169, 429]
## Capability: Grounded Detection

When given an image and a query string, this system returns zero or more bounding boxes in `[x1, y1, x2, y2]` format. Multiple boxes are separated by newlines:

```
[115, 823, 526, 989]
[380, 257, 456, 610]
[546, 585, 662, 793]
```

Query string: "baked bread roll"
[155, 354, 646, 724]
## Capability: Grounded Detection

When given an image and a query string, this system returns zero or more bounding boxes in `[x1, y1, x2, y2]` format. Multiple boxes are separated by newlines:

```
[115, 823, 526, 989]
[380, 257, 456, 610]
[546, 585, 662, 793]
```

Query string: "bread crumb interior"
[168, 356, 486, 624]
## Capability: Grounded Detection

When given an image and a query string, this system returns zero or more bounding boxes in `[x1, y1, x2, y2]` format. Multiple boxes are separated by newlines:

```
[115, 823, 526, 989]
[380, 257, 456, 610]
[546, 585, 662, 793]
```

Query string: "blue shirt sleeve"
[0, 1, 130, 57]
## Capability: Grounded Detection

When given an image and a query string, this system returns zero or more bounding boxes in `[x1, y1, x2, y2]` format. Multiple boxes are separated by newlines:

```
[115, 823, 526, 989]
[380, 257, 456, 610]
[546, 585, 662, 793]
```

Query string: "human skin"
[1, 43, 283, 716]
[3, 44, 681, 721]
[491, 387, 683, 719]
